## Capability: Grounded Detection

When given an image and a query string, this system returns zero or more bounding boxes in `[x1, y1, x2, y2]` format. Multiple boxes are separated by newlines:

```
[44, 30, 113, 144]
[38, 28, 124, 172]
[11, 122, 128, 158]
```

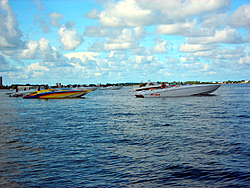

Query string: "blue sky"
[0, 0, 249, 85]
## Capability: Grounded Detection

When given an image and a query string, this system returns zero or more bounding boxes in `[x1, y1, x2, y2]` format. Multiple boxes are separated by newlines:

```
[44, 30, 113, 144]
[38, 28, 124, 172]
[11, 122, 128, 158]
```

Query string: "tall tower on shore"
[0, 77, 2, 86]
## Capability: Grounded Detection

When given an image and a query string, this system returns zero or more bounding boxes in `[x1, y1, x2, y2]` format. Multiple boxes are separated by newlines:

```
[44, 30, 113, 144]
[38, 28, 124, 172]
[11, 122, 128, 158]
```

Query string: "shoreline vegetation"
[0, 80, 249, 90]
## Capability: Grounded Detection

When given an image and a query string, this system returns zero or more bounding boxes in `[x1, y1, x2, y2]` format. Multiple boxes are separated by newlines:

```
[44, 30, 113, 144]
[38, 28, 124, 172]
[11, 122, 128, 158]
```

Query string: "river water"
[0, 84, 249, 187]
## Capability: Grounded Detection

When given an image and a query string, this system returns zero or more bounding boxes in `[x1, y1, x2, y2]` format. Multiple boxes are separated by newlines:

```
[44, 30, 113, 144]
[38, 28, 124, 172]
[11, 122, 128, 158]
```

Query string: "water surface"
[0, 84, 249, 187]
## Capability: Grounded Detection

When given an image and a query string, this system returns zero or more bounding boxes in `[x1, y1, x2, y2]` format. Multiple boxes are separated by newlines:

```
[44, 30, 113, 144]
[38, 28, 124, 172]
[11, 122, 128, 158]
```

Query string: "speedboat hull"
[135, 84, 221, 98]
[23, 89, 91, 99]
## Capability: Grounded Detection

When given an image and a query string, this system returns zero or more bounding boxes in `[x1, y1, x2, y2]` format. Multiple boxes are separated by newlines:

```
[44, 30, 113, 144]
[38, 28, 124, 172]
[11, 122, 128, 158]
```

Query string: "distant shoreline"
[0, 80, 249, 90]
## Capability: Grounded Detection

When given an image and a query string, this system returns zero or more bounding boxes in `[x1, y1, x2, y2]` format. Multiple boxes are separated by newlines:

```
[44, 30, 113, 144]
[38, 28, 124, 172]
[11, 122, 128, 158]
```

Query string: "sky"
[0, 0, 249, 85]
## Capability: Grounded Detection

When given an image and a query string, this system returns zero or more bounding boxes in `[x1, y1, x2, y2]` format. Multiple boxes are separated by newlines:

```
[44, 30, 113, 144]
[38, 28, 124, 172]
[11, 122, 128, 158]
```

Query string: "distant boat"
[100, 85, 123, 90]
[72, 86, 99, 91]
[8, 89, 37, 97]
[23, 89, 92, 99]
[135, 84, 221, 98]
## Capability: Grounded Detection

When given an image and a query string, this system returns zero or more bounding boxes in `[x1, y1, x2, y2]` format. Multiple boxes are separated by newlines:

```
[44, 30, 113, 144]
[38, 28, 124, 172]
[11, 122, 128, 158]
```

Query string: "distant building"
[56, 83, 62, 87]
[0, 77, 2, 86]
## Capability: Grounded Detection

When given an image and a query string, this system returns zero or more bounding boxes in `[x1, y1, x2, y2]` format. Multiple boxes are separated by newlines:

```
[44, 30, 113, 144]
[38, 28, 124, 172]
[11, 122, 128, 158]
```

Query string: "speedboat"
[23, 88, 92, 99]
[135, 84, 221, 98]
[100, 85, 123, 90]
[134, 81, 162, 91]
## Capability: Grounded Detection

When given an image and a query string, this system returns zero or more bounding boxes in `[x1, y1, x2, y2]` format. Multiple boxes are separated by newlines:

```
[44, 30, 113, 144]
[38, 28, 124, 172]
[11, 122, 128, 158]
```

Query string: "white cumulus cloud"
[49, 11, 64, 27]
[151, 36, 168, 54]
[0, 53, 18, 72]
[0, 0, 23, 50]
[179, 43, 216, 52]
[57, 25, 84, 51]
[187, 27, 249, 44]
[85, 8, 99, 19]
[156, 21, 213, 37]
[133, 27, 148, 38]
[98, 0, 153, 27]
[138, 0, 230, 22]
[230, 4, 250, 29]
[17, 40, 39, 59]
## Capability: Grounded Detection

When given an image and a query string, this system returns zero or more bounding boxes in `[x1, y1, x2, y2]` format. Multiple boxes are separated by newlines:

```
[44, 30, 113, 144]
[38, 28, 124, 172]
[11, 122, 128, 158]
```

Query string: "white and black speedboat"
[135, 84, 221, 98]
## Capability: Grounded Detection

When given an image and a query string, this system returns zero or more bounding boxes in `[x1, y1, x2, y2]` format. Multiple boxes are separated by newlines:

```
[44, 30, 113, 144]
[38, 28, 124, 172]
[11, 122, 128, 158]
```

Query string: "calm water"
[0, 84, 249, 187]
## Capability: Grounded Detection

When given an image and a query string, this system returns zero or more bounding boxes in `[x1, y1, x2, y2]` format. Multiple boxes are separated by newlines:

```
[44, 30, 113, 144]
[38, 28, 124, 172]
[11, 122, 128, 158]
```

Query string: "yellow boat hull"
[23, 89, 92, 99]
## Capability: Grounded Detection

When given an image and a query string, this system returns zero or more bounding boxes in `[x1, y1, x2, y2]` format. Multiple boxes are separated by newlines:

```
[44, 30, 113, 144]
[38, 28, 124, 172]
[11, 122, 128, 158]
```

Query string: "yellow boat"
[23, 89, 92, 99]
